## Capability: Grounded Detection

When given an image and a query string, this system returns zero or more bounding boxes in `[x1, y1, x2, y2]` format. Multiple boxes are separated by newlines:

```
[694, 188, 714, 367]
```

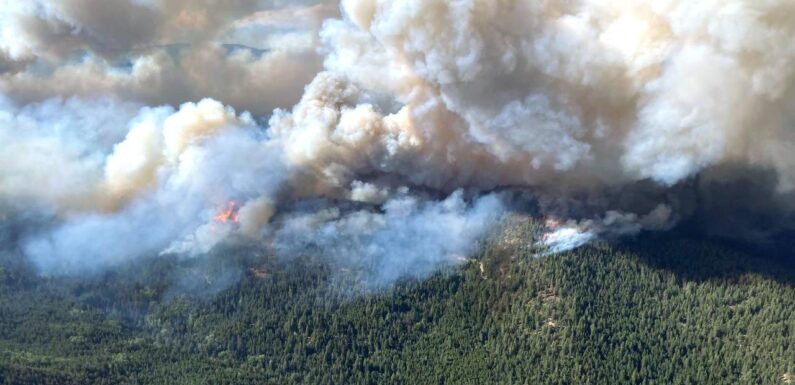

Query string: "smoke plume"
[3, 0, 795, 287]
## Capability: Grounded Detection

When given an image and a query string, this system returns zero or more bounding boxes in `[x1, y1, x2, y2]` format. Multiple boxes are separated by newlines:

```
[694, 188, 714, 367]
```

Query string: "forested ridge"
[1, 229, 794, 385]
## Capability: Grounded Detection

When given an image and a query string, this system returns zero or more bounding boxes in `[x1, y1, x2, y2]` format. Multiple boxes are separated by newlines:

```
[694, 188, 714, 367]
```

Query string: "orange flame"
[214, 201, 240, 223]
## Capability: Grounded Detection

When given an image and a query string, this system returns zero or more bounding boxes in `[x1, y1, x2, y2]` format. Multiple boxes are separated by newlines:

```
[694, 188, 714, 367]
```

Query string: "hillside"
[1, 232, 794, 385]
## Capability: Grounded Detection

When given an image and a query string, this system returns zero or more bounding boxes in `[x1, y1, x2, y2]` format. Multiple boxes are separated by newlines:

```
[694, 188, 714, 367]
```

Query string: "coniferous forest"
[1, 229, 794, 385]
[5, 1, 795, 384]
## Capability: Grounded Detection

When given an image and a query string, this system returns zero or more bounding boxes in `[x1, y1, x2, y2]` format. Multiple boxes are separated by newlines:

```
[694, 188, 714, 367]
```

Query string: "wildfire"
[214, 201, 240, 223]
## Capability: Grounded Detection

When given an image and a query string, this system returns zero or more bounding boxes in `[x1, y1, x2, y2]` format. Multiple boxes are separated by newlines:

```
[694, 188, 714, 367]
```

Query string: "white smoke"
[274, 191, 504, 286]
[18, 99, 289, 275]
[4, 93, 502, 283]
[539, 227, 595, 255]
[317, 0, 795, 191]
[2, 0, 795, 286]
[537, 204, 674, 254]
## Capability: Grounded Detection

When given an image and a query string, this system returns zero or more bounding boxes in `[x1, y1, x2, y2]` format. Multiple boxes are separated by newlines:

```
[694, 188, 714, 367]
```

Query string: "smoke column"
[3, 0, 795, 286]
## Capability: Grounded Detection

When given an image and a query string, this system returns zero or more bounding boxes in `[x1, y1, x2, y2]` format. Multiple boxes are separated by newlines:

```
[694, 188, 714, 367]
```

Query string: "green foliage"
[1, 236, 794, 384]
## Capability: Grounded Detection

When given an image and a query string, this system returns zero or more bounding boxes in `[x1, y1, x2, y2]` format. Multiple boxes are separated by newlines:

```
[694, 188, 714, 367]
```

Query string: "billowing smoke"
[0, 1, 338, 114]
[3, 0, 795, 287]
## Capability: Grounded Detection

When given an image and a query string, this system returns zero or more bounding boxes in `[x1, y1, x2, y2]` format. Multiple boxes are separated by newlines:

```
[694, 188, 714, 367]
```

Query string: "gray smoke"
[3, 0, 795, 287]
[0, 1, 338, 115]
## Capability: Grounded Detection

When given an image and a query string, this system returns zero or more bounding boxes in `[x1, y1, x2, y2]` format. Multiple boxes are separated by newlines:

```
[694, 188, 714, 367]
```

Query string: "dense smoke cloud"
[2, 0, 795, 286]
[0, 1, 337, 114]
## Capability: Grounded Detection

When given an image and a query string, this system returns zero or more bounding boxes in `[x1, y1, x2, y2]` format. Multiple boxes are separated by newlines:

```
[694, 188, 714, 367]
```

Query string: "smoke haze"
[3, 0, 795, 287]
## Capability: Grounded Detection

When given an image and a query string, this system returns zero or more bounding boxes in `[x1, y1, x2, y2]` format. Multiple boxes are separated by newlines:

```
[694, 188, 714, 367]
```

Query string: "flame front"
[214, 201, 240, 223]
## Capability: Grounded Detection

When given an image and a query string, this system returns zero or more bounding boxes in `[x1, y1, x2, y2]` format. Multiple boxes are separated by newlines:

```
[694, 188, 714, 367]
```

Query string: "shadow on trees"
[617, 231, 795, 287]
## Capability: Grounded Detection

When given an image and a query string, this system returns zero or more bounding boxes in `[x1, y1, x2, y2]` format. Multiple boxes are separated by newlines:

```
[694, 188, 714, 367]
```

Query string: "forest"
[1, 221, 794, 385]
